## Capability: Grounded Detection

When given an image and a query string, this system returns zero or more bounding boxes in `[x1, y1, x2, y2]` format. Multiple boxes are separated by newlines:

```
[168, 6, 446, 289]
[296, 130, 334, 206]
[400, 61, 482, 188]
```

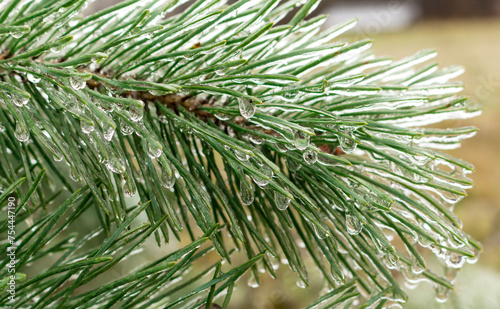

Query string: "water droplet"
[339, 136, 357, 153]
[159, 115, 168, 124]
[27, 73, 41, 84]
[251, 164, 273, 187]
[238, 98, 256, 119]
[102, 124, 115, 141]
[435, 285, 451, 303]
[69, 169, 79, 182]
[247, 272, 259, 288]
[285, 157, 301, 171]
[303, 149, 317, 164]
[240, 178, 254, 206]
[346, 214, 363, 235]
[312, 224, 330, 239]
[147, 142, 162, 159]
[234, 149, 249, 161]
[106, 155, 125, 174]
[129, 105, 144, 122]
[81, 121, 95, 134]
[14, 123, 29, 142]
[274, 190, 291, 210]
[120, 119, 134, 135]
[70, 76, 86, 90]
[10, 26, 30, 38]
[294, 130, 310, 150]
[411, 259, 425, 274]
[160, 161, 176, 189]
[296, 277, 307, 289]
[123, 181, 137, 197]
[383, 251, 399, 269]
[446, 252, 465, 268]
[12, 94, 29, 107]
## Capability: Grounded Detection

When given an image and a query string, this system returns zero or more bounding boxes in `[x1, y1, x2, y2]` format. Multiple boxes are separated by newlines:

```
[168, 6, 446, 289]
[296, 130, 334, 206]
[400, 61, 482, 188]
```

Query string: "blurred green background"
[82, 1, 500, 308]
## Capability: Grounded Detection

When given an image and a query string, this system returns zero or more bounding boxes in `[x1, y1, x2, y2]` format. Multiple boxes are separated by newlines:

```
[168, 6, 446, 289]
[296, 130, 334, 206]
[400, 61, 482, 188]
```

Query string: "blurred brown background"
[86, 0, 500, 308]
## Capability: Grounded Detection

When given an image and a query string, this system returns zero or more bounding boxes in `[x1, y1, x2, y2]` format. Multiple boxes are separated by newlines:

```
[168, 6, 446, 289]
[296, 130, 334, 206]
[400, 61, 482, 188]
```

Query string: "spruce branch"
[0, 0, 481, 308]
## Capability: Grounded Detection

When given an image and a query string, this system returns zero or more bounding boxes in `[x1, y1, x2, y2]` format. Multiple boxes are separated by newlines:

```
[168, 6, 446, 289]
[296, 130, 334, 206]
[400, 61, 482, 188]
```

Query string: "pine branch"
[0, 0, 481, 308]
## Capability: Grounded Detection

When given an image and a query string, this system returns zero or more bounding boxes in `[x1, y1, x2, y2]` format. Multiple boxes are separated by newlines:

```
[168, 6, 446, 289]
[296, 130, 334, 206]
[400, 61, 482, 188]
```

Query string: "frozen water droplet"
[81, 121, 95, 134]
[294, 130, 310, 151]
[240, 178, 254, 206]
[69, 169, 79, 182]
[10, 26, 30, 38]
[102, 124, 115, 141]
[247, 273, 259, 288]
[339, 136, 357, 153]
[435, 285, 451, 303]
[147, 142, 162, 159]
[446, 252, 465, 269]
[312, 224, 330, 239]
[251, 164, 273, 187]
[160, 163, 176, 189]
[238, 98, 256, 119]
[411, 259, 425, 274]
[106, 155, 125, 174]
[383, 251, 399, 269]
[129, 105, 144, 122]
[70, 76, 86, 90]
[27, 73, 41, 84]
[159, 115, 168, 124]
[14, 123, 29, 142]
[303, 149, 317, 164]
[285, 157, 301, 171]
[12, 94, 29, 107]
[274, 190, 290, 211]
[234, 149, 249, 161]
[346, 214, 363, 235]
[296, 277, 307, 289]
[120, 119, 134, 135]
[123, 181, 137, 197]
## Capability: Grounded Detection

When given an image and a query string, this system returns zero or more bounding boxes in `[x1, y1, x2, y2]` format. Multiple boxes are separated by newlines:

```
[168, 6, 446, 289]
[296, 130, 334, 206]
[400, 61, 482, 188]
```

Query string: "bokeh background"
[83, 1, 500, 308]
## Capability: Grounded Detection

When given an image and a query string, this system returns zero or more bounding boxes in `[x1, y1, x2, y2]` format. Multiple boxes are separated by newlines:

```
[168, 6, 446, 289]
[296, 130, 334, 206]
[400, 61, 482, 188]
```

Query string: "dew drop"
[274, 190, 291, 211]
[303, 149, 317, 165]
[346, 214, 363, 235]
[240, 178, 254, 206]
[238, 98, 256, 119]
[294, 130, 310, 151]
